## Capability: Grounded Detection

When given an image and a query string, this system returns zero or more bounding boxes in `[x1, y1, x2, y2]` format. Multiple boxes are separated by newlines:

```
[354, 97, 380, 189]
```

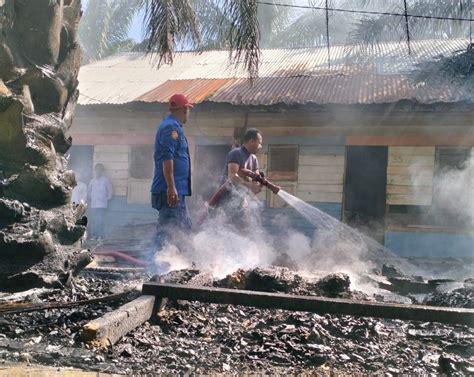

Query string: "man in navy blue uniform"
[151, 94, 193, 245]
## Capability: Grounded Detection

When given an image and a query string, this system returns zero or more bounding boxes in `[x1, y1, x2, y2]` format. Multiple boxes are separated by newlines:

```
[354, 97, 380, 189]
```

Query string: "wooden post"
[142, 283, 474, 327]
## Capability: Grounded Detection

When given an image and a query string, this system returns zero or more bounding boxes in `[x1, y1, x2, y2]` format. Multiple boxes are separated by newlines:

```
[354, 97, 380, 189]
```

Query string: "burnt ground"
[0, 268, 473, 375]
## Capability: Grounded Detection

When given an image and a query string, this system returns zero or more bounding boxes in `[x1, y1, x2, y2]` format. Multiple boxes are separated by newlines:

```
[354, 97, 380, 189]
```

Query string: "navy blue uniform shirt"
[151, 114, 191, 196]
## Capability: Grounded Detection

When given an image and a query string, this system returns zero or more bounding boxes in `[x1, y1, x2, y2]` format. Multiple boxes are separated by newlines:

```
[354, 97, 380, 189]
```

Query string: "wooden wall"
[386, 146, 435, 206]
[73, 107, 474, 211]
[297, 146, 345, 204]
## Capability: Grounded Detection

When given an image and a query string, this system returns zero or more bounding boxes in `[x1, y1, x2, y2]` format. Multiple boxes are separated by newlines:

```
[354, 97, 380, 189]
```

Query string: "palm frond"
[222, 0, 260, 81]
[108, 0, 142, 45]
[193, 0, 230, 49]
[79, 0, 113, 63]
[142, 0, 201, 65]
[258, 0, 294, 47]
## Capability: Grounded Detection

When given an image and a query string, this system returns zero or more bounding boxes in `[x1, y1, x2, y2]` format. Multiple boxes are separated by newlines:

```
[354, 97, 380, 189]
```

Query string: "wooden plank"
[298, 184, 343, 193]
[94, 152, 129, 162]
[128, 178, 151, 204]
[388, 155, 434, 167]
[94, 145, 130, 153]
[114, 186, 127, 196]
[105, 169, 129, 179]
[110, 178, 129, 188]
[347, 135, 474, 146]
[187, 127, 234, 137]
[296, 191, 343, 203]
[389, 146, 435, 156]
[267, 171, 297, 181]
[298, 173, 344, 184]
[387, 185, 432, 195]
[299, 155, 345, 166]
[387, 194, 432, 206]
[387, 166, 434, 175]
[298, 165, 345, 175]
[81, 295, 155, 348]
[387, 175, 433, 186]
[142, 283, 474, 327]
[72, 134, 155, 145]
[299, 146, 345, 156]
[97, 161, 129, 170]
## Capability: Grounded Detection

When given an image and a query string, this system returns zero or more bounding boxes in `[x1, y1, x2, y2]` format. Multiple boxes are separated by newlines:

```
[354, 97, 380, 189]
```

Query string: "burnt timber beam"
[142, 283, 474, 327]
[81, 295, 156, 347]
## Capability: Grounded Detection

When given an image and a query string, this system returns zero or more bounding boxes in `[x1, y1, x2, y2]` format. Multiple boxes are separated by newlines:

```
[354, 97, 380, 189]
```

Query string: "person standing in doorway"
[151, 94, 193, 250]
[87, 163, 113, 241]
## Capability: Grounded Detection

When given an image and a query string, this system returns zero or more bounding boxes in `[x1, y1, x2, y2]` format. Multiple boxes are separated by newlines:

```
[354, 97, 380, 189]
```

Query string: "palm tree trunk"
[0, 0, 90, 292]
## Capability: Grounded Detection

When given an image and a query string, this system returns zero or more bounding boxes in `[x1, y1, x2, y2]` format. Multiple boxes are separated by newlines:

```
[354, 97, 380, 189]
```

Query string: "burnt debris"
[0, 266, 472, 374]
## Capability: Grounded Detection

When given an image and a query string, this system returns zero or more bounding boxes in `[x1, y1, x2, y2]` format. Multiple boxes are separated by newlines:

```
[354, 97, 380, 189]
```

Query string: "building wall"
[71, 106, 474, 256]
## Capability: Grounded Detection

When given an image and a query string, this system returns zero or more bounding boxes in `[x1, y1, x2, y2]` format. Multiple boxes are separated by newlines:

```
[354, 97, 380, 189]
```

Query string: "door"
[343, 146, 388, 243]
[193, 144, 232, 202]
[68, 145, 94, 184]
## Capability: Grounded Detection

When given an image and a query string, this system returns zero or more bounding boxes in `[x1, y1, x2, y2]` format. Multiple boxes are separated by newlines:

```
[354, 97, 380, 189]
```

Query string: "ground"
[0, 268, 472, 375]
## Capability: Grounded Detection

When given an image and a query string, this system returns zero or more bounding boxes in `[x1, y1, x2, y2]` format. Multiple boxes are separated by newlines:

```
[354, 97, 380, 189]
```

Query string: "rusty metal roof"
[136, 78, 236, 104]
[78, 39, 472, 105]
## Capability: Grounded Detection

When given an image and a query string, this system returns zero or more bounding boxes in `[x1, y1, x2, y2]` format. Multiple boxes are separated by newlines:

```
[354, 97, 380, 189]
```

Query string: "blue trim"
[385, 231, 474, 258]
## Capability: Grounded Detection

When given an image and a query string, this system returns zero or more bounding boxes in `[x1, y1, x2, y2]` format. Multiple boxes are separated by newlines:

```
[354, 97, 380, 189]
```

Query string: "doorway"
[193, 144, 232, 202]
[343, 146, 388, 243]
[67, 145, 94, 184]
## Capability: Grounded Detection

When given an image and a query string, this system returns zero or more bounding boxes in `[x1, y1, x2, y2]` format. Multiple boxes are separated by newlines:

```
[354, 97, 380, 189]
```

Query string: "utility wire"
[256, 1, 474, 23]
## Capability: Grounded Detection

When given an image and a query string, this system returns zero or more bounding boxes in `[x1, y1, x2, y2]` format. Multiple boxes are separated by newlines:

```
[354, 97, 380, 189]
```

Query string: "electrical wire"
[256, 1, 474, 23]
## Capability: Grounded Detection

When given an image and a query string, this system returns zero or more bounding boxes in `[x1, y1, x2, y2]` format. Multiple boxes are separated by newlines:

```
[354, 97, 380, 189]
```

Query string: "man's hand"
[251, 182, 263, 194]
[167, 186, 179, 207]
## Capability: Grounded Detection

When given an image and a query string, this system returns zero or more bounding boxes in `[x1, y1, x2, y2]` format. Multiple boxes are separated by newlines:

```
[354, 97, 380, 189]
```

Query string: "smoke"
[154, 200, 276, 277]
[409, 149, 474, 227]
[153, 188, 409, 290]
[431, 153, 473, 227]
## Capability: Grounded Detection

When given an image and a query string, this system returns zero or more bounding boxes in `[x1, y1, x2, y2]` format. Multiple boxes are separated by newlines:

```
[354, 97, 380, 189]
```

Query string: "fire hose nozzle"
[241, 168, 281, 195]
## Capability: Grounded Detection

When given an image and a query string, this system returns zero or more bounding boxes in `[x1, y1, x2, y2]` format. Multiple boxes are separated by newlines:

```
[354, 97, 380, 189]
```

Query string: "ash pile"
[0, 265, 472, 375]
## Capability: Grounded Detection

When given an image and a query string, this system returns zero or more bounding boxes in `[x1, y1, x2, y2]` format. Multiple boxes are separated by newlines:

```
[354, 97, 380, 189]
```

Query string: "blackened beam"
[142, 283, 474, 327]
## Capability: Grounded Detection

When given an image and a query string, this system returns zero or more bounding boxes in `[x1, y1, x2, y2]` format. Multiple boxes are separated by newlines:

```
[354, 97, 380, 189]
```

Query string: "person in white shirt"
[87, 163, 113, 240]
[72, 172, 88, 204]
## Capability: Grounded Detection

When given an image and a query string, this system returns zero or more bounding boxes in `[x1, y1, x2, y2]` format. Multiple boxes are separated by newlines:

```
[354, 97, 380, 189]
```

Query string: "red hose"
[92, 250, 150, 267]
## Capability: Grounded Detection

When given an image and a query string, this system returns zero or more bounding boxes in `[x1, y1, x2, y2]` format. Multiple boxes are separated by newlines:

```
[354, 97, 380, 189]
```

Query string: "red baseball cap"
[168, 93, 194, 110]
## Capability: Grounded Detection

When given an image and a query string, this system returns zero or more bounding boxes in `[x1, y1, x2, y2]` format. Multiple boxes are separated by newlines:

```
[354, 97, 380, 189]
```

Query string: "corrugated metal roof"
[78, 39, 472, 105]
[136, 78, 236, 103]
[209, 74, 471, 105]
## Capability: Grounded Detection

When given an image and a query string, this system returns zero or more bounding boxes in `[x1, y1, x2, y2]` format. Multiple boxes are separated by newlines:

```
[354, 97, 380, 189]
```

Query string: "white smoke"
[153, 189, 405, 286]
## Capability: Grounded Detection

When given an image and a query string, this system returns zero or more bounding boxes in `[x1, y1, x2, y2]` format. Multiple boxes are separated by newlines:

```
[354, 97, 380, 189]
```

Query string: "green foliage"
[79, 0, 142, 64]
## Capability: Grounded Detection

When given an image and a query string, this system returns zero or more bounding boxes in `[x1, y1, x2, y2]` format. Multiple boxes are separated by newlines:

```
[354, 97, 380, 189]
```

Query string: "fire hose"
[207, 168, 281, 208]
[196, 169, 281, 226]
[92, 250, 150, 267]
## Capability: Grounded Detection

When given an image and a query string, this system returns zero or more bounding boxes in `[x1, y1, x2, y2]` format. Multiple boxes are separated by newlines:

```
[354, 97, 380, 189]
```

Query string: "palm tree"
[0, 0, 89, 291]
[80, 0, 142, 64]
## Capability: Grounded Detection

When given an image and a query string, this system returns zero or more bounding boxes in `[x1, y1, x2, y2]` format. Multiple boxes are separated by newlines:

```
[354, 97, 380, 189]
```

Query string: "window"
[130, 145, 154, 179]
[267, 145, 298, 180]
